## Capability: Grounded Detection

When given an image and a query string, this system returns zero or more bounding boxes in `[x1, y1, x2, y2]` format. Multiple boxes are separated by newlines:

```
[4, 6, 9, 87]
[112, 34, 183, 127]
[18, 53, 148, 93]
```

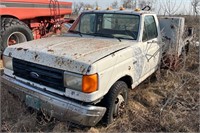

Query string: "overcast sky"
[66, 0, 192, 15]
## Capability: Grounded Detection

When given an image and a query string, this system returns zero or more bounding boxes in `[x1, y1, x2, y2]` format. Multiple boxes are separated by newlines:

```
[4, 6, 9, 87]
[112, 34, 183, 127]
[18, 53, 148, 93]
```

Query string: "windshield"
[71, 13, 140, 40]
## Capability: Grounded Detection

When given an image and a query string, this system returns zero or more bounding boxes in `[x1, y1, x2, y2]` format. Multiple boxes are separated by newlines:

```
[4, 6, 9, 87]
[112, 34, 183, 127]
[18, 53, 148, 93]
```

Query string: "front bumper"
[1, 75, 106, 126]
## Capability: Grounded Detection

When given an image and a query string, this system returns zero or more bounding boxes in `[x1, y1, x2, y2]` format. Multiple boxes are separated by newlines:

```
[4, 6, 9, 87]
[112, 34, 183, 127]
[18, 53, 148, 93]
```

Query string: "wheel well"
[118, 75, 133, 89]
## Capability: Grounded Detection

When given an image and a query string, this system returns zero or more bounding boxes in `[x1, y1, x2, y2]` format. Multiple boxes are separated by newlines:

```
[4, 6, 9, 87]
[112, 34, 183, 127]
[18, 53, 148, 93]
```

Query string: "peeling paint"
[48, 49, 54, 52]
[8, 52, 12, 57]
[34, 54, 38, 60]
[17, 47, 23, 51]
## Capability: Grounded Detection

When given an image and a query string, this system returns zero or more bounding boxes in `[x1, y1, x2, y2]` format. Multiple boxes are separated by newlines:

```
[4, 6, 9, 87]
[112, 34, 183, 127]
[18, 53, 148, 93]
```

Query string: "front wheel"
[102, 81, 128, 125]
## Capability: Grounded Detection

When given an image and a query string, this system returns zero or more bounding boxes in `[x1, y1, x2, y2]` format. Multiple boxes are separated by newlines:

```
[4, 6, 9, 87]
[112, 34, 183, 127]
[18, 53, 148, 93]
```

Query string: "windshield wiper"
[92, 33, 122, 42]
[68, 30, 82, 37]
[113, 36, 122, 42]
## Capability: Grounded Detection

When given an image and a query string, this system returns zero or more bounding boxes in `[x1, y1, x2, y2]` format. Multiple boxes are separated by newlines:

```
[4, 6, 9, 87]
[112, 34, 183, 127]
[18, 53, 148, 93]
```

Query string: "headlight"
[64, 72, 98, 93]
[3, 55, 13, 70]
[64, 72, 82, 91]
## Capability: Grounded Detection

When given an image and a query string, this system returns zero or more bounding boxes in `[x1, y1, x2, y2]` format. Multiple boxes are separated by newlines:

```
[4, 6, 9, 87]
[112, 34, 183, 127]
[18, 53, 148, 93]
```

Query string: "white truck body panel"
[159, 17, 185, 56]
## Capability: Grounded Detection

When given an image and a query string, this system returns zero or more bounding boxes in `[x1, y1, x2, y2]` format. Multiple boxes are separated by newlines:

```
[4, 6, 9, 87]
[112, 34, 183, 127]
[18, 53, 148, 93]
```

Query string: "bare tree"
[191, 0, 200, 15]
[73, 2, 84, 15]
[159, 0, 183, 16]
[121, 0, 134, 9]
[84, 4, 94, 9]
[111, 1, 119, 9]
[138, 0, 156, 11]
[95, 1, 99, 7]
[73, 2, 94, 15]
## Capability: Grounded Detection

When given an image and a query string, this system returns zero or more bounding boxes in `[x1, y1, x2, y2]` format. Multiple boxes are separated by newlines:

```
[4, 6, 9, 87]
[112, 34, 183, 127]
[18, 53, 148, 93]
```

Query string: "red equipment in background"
[0, 0, 73, 54]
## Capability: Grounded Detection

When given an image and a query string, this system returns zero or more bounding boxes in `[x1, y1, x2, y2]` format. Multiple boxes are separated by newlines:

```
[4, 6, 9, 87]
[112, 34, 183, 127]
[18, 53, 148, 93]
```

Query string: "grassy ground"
[0, 45, 199, 132]
[0, 60, 2, 69]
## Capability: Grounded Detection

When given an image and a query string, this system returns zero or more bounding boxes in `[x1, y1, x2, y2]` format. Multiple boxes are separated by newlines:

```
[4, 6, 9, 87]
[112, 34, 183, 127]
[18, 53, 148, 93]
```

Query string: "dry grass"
[0, 46, 199, 132]
[0, 60, 2, 69]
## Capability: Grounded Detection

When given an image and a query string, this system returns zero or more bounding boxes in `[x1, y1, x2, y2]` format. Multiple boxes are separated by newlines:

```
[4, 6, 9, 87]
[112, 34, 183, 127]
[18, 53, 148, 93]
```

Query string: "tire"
[175, 44, 189, 70]
[0, 17, 33, 53]
[102, 81, 128, 125]
[182, 43, 190, 56]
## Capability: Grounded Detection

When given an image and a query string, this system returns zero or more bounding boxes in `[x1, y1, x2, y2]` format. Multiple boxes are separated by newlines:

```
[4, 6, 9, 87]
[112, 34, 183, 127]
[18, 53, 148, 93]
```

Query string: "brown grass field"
[0, 44, 199, 132]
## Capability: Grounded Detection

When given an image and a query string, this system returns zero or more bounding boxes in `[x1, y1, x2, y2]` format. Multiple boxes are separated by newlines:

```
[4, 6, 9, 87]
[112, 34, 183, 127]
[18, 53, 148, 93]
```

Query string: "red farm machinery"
[0, 0, 73, 54]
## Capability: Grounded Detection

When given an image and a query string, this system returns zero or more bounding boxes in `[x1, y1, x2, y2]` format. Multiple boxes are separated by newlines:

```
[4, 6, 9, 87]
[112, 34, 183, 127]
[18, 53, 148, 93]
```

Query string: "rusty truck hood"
[4, 36, 133, 74]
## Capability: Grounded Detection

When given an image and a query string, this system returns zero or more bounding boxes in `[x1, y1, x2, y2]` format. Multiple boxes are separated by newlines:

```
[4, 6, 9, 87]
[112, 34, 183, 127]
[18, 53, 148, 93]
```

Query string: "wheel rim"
[113, 94, 125, 117]
[7, 32, 27, 46]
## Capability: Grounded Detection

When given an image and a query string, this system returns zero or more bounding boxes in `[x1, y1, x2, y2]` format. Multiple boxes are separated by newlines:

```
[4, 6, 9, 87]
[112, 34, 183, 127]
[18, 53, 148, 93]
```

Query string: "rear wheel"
[0, 17, 33, 53]
[102, 81, 128, 125]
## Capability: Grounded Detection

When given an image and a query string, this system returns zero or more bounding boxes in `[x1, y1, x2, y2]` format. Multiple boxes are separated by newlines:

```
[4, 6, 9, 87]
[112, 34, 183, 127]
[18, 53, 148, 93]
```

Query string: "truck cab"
[2, 9, 163, 126]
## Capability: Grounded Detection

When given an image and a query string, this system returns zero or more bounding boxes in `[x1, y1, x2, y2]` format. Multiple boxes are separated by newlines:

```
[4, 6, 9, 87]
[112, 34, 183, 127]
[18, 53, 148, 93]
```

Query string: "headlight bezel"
[3, 55, 13, 70]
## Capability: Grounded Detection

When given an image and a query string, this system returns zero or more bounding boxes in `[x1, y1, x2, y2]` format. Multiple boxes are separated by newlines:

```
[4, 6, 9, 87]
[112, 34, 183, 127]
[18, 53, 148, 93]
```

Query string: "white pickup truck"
[1, 8, 192, 126]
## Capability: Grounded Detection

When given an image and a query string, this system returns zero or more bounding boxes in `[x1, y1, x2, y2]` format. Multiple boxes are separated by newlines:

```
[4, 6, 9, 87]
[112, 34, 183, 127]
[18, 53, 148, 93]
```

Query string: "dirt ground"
[0, 45, 199, 132]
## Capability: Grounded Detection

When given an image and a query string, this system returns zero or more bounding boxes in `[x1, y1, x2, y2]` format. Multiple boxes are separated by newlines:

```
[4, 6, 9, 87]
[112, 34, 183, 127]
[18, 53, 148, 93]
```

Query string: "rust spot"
[128, 66, 131, 70]
[8, 52, 12, 57]
[87, 65, 92, 73]
[34, 54, 38, 60]
[17, 48, 23, 51]
[74, 53, 78, 56]
[71, 91, 75, 95]
[55, 57, 64, 67]
[82, 68, 86, 73]
[48, 49, 54, 52]
[80, 65, 86, 73]
[170, 24, 175, 29]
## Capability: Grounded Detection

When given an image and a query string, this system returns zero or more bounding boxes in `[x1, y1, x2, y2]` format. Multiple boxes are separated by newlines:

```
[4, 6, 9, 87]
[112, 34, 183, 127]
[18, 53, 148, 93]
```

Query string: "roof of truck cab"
[82, 9, 156, 15]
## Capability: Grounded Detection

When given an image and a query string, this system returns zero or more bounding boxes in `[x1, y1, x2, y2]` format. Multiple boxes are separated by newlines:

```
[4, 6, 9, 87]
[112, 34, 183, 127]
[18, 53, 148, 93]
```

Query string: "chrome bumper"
[1, 75, 106, 126]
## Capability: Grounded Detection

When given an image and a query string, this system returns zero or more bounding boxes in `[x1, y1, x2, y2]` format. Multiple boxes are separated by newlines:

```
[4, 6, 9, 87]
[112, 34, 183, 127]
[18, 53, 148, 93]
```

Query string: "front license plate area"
[25, 95, 41, 110]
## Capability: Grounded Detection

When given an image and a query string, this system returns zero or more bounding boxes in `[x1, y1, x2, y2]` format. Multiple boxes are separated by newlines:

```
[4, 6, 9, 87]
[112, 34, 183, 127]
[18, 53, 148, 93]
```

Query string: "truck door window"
[142, 16, 158, 42]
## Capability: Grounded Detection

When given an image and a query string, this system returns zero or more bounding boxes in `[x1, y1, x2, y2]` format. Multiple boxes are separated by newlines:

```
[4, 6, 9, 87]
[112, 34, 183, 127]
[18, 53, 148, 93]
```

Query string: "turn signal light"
[96, 7, 101, 10]
[135, 8, 141, 11]
[120, 7, 125, 10]
[82, 74, 98, 93]
[107, 7, 113, 10]
[85, 8, 92, 10]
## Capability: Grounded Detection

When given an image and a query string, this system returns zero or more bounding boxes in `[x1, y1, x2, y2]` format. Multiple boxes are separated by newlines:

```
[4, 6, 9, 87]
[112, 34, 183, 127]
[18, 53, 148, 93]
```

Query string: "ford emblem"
[30, 72, 40, 79]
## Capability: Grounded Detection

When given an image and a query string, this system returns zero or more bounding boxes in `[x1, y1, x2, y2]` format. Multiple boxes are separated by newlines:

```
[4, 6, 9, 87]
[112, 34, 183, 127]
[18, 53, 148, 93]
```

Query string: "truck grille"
[13, 58, 65, 92]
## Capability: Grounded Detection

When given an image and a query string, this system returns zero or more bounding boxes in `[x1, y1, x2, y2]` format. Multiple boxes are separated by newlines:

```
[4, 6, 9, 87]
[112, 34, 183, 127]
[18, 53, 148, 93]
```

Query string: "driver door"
[141, 15, 161, 75]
